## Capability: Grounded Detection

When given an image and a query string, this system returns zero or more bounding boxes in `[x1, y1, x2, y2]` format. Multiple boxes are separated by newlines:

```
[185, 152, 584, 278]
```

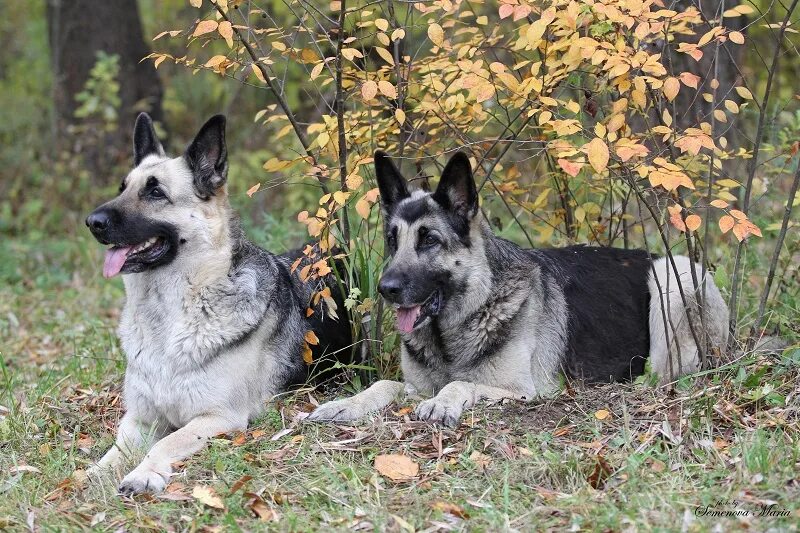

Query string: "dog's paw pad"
[118, 469, 167, 495]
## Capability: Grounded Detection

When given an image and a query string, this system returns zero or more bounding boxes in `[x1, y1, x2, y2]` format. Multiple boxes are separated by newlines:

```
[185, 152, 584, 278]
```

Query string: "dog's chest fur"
[117, 249, 298, 428]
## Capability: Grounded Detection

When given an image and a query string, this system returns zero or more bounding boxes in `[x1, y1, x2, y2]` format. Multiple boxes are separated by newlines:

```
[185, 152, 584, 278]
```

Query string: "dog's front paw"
[415, 397, 463, 427]
[307, 399, 368, 423]
[118, 467, 168, 495]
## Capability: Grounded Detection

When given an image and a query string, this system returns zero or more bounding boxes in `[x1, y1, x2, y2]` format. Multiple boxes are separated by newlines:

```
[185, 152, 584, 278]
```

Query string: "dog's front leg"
[307, 380, 407, 423]
[118, 413, 245, 495]
[88, 412, 164, 477]
[415, 381, 529, 427]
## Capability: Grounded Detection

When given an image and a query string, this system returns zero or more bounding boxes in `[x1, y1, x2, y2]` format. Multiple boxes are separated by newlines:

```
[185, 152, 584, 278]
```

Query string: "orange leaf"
[557, 158, 584, 177]
[685, 214, 702, 232]
[709, 199, 729, 208]
[730, 209, 747, 220]
[719, 215, 735, 233]
[304, 330, 319, 346]
[301, 342, 313, 364]
[246, 183, 260, 197]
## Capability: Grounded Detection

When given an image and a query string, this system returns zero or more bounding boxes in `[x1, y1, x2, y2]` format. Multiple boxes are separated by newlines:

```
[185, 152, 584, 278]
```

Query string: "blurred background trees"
[0, 0, 797, 360]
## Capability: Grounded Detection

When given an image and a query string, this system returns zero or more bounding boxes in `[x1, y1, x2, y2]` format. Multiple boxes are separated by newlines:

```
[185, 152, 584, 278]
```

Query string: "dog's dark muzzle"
[86, 207, 122, 244]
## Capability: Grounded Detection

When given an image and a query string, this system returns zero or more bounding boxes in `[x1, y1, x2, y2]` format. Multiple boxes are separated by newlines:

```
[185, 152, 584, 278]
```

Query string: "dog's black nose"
[86, 210, 111, 232]
[378, 273, 404, 300]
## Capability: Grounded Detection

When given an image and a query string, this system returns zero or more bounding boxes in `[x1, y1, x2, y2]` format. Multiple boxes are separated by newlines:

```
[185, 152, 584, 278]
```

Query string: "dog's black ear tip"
[135, 112, 153, 124]
[374, 150, 389, 161]
[448, 150, 472, 168]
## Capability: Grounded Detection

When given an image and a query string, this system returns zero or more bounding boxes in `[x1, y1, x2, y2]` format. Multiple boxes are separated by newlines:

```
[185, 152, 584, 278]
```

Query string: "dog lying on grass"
[85, 114, 351, 494]
[309, 151, 729, 427]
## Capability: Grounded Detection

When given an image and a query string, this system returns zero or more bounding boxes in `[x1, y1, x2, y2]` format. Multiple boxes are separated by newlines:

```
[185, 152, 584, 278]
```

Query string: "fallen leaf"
[587, 455, 611, 489]
[192, 485, 225, 509]
[431, 501, 469, 518]
[469, 450, 492, 469]
[594, 409, 611, 420]
[374, 454, 419, 481]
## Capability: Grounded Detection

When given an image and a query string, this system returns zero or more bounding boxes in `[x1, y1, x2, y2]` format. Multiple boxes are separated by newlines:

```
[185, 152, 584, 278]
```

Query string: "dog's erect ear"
[374, 151, 409, 213]
[433, 152, 478, 219]
[185, 115, 228, 199]
[133, 112, 165, 166]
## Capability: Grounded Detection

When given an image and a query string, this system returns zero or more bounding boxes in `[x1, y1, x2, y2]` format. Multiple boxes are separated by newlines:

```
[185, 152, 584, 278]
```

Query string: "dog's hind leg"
[307, 380, 406, 422]
[117, 412, 247, 495]
[647, 256, 729, 383]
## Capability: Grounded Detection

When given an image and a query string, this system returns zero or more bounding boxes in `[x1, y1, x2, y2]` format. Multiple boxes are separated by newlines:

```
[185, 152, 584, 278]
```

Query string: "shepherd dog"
[309, 151, 729, 427]
[85, 113, 351, 494]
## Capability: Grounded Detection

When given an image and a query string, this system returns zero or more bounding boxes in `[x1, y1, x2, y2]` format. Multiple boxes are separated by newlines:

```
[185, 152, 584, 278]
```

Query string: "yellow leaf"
[205, 55, 227, 68]
[193, 20, 218, 38]
[192, 485, 225, 509]
[375, 18, 389, 32]
[376, 47, 395, 66]
[378, 80, 397, 98]
[595, 409, 611, 420]
[663, 77, 680, 101]
[310, 62, 325, 80]
[729, 31, 744, 44]
[710, 199, 729, 208]
[685, 214, 702, 232]
[251, 64, 266, 84]
[361, 80, 378, 101]
[341, 48, 364, 61]
[476, 83, 495, 103]
[585, 138, 609, 173]
[735, 86, 753, 100]
[725, 100, 739, 113]
[428, 23, 444, 47]
[272, 41, 287, 52]
[395, 108, 406, 124]
[374, 454, 419, 481]
[190, 0, 202, 7]
[476, 15, 488, 25]
[719, 215, 735, 233]
[246, 183, 260, 197]
[391, 28, 405, 41]
[218, 21, 233, 48]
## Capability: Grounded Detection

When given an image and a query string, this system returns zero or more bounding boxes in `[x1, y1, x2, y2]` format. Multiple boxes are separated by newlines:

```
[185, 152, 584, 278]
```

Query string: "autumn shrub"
[151, 0, 799, 380]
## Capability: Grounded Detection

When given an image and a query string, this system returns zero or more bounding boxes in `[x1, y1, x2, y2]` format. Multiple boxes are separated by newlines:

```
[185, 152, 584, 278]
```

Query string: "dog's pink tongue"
[103, 246, 132, 278]
[396, 306, 421, 334]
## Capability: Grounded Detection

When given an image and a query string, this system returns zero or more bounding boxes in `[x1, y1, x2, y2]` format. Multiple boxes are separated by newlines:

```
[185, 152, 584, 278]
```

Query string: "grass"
[1, 232, 799, 532]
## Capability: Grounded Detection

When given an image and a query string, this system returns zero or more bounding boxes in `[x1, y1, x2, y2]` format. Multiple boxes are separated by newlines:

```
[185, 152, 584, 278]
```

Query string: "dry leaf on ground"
[374, 454, 419, 481]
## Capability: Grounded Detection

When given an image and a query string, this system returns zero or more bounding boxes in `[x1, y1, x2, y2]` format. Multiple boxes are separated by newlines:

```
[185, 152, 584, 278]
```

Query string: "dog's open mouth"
[395, 290, 442, 334]
[103, 236, 170, 278]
